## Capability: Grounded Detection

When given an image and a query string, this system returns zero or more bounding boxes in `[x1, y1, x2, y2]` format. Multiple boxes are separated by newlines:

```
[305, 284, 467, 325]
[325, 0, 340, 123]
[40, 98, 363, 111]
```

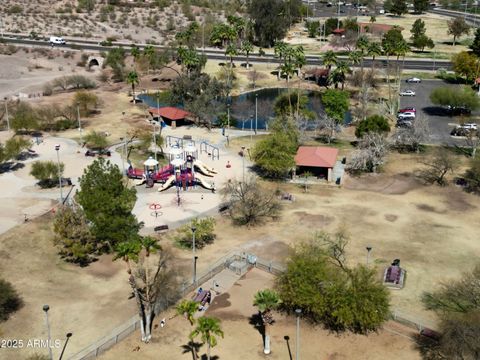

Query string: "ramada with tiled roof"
[294, 146, 339, 182]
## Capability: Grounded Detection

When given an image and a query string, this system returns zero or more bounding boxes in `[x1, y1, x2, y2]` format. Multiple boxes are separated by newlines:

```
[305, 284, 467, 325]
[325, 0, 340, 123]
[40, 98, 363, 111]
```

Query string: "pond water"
[138, 88, 350, 129]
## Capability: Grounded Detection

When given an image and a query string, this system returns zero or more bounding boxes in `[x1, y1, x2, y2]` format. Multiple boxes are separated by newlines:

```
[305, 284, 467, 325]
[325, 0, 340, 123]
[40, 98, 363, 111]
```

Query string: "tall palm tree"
[293, 46, 306, 115]
[330, 61, 351, 90]
[131, 45, 140, 64]
[190, 317, 224, 360]
[182, 48, 201, 76]
[367, 42, 382, 70]
[281, 61, 296, 111]
[225, 43, 238, 68]
[126, 70, 139, 103]
[140, 236, 161, 343]
[253, 289, 282, 355]
[322, 50, 338, 70]
[241, 41, 254, 68]
[356, 36, 370, 73]
[348, 51, 362, 67]
[143, 45, 156, 69]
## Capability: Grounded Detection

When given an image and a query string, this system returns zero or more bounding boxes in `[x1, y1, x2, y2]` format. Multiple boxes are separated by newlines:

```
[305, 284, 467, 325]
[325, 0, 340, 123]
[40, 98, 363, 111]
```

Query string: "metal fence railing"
[68, 251, 438, 360]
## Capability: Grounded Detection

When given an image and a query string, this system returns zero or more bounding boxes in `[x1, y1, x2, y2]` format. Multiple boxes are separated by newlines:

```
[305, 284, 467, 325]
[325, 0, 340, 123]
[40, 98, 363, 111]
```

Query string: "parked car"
[446, 106, 471, 116]
[462, 122, 478, 130]
[406, 77, 421, 83]
[85, 149, 111, 157]
[398, 112, 416, 120]
[398, 107, 416, 113]
[396, 120, 413, 128]
[399, 90, 416, 96]
[60, 177, 72, 186]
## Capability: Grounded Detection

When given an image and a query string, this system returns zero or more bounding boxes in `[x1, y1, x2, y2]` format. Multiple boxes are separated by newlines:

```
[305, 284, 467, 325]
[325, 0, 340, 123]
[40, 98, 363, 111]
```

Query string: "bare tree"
[465, 130, 479, 158]
[247, 69, 259, 89]
[418, 148, 458, 186]
[347, 133, 390, 173]
[220, 177, 282, 226]
[317, 115, 341, 144]
[394, 115, 430, 153]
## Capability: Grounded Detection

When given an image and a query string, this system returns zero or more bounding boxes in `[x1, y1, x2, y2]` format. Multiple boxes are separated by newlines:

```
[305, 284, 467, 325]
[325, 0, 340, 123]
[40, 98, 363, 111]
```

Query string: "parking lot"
[399, 79, 477, 145]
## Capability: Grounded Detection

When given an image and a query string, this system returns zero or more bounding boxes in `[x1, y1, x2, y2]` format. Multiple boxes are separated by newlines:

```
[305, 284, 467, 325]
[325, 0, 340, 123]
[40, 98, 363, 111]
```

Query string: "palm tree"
[131, 45, 140, 64]
[367, 42, 382, 70]
[113, 240, 141, 274]
[348, 51, 361, 67]
[225, 43, 238, 68]
[190, 317, 224, 360]
[182, 48, 201, 76]
[143, 45, 156, 69]
[356, 36, 369, 72]
[241, 41, 254, 68]
[330, 61, 351, 90]
[293, 46, 306, 115]
[281, 61, 296, 111]
[176, 300, 199, 326]
[253, 289, 281, 355]
[322, 50, 338, 70]
[126, 70, 139, 103]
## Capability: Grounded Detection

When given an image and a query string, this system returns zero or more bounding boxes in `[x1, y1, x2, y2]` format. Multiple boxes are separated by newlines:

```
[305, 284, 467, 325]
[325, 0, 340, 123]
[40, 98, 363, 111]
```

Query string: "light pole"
[295, 308, 302, 360]
[337, 0, 341, 30]
[255, 93, 258, 134]
[250, 115, 254, 144]
[55, 144, 63, 204]
[227, 103, 230, 133]
[76, 102, 82, 146]
[366, 246, 372, 265]
[4, 97, 9, 131]
[241, 146, 246, 182]
[191, 226, 197, 284]
[59, 332, 73, 360]
[43, 305, 53, 360]
[152, 122, 157, 162]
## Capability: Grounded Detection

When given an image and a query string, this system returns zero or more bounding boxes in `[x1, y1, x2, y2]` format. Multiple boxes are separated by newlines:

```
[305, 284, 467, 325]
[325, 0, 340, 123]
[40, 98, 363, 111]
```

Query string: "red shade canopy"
[149, 107, 190, 120]
[295, 146, 339, 168]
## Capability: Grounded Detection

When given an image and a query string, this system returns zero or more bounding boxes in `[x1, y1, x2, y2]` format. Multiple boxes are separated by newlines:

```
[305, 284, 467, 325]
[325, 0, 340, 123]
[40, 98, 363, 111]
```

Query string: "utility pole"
[76, 103, 82, 146]
[295, 309, 302, 360]
[255, 93, 258, 134]
[4, 97, 9, 131]
[191, 226, 197, 284]
[43, 305, 53, 360]
[55, 145, 63, 204]
[337, 0, 341, 29]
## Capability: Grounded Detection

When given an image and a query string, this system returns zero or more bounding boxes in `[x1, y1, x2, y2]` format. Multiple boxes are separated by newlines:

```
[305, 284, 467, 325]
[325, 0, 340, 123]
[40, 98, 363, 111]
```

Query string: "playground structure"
[126, 140, 218, 192]
[383, 259, 406, 289]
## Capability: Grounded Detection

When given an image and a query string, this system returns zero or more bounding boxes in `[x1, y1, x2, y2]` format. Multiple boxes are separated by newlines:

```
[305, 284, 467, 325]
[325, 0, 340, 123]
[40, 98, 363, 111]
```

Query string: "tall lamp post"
[152, 122, 158, 162]
[366, 246, 372, 265]
[76, 102, 82, 146]
[55, 144, 63, 204]
[191, 226, 197, 285]
[295, 308, 302, 360]
[241, 146, 246, 182]
[59, 332, 73, 360]
[255, 93, 258, 134]
[43, 305, 53, 360]
[4, 97, 9, 131]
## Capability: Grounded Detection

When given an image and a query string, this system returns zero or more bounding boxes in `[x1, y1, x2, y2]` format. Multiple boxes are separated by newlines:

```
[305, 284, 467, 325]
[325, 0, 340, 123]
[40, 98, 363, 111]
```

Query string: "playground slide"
[195, 160, 217, 174]
[134, 177, 146, 186]
[158, 175, 176, 192]
[193, 161, 216, 177]
[196, 175, 215, 192]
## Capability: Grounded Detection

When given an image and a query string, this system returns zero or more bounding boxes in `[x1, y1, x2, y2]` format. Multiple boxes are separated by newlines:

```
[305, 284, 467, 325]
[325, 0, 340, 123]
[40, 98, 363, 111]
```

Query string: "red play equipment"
[126, 158, 173, 181]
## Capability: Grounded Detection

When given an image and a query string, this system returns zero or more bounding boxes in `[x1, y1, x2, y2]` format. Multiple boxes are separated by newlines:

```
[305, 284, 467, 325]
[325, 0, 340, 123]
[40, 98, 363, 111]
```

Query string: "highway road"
[429, 8, 480, 27]
[0, 35, 452, 71]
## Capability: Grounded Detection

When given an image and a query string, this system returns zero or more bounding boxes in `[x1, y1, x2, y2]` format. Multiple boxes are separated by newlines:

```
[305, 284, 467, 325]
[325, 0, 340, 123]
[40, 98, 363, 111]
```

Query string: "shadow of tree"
[413, 334, 445, 360]
[200, 355, 219, 360]
[181, 341, 203, 360]
[249, 312, 266, 344]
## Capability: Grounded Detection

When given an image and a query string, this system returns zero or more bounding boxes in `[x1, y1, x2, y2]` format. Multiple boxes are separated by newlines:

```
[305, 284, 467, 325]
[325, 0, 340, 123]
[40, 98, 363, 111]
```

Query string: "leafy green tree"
[274, 92, 310, 118]
[253, 290, 282, 354]
[126, 71, 139, 103]
[464, 157, 480, 194]
[470, 28, 480, 56]
[175, 217, 216, 249]
[248, 0, 289, 47]
[306, 20, 320, 38]
[252, 131, 297, 178]
[0, 278, 23, 321]
[410, 19, 434, 51]
[104, 47, 126, 81]
[325, 18, 342, 35]
[0, 136, 30, 164]
[77, 158, 140, 252]
[451, 51, 480, 82]
[221, 177, 282, 225]
[430, 86, 480, 110]
[413, 0, 429, 13]
[422, 264, 480, 359]
[11, 102, 39, 133]
[73, 90, 99, 117]
[355, 115, 391, 138]
[83, 131, 108, 150]
[322, 89, 349, 123]
[190, 317, 224, 360]
[53, 204, 96, 266]
[390, 0, 407, 15]
[448, 17, 470, 46]
[276, 231, 390, 332]
[30, 161, 64, 188]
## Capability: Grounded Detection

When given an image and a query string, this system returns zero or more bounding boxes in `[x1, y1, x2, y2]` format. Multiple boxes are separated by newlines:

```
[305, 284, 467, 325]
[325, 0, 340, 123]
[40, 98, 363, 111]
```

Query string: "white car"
[49, 36, 66, 45]
[399, 90, 416, 96]
[398, 112, 416, 120]
[406, 77, 421, 83]
[462, 123, 478, 130]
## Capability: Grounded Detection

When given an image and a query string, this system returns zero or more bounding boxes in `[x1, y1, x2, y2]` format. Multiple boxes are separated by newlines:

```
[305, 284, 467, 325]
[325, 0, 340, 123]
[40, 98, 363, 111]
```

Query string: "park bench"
[154, 225, 169, 232]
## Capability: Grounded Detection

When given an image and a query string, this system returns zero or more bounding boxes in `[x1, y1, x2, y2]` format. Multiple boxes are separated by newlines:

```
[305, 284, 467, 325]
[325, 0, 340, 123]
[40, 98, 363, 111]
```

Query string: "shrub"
[7, 5, 23, 14]
[175, 217, 216, 249]
[30, 161, 64, 188]
[355, 115, 390, 138]
[0, 278, 23, 322]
